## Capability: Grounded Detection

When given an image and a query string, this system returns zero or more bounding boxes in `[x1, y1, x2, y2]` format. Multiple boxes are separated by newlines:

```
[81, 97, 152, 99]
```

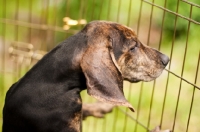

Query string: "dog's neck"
[8, 34, 88, 132]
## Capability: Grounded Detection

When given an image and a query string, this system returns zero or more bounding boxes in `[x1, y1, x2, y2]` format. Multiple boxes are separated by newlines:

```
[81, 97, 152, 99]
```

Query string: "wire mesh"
[0, 0, 200, 132]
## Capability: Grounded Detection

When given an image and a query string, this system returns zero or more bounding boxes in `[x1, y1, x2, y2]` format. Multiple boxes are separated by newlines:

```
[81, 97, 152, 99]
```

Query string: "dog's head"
[80, 21, 169, 111]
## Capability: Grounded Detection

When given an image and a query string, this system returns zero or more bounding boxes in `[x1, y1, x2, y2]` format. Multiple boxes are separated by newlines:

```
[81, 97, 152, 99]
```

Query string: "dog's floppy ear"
[80, 38, 134, 112]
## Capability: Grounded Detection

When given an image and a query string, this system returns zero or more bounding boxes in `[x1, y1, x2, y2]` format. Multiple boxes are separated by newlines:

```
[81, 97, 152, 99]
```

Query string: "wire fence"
[0, 0, 200, 132]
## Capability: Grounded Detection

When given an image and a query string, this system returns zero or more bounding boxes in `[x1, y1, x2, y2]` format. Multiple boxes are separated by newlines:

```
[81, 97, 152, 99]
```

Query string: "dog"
[2, 21, 169, 132]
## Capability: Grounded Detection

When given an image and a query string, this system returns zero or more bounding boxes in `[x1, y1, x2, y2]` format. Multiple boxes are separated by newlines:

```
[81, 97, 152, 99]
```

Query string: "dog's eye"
[130, 46, 136, 51]
[130, 44, 137, 52]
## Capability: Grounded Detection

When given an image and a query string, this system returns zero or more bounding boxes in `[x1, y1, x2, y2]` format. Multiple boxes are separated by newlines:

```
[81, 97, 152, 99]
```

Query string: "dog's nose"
[160, 54, 169, 66]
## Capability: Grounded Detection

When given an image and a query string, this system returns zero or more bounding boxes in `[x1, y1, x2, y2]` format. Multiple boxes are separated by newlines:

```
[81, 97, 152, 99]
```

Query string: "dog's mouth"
[124, 69, 165, 83]
[124, 77, 142, 83]
[128, 79, 141, 83]
[141, 73, 162, 82]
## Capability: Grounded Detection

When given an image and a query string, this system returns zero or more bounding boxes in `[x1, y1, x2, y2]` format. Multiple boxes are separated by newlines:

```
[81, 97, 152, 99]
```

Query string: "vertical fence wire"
[44, 0, 49, 51]
[90, 0, 95, 21]
[82, 0, 88, 21]
[66, 0, 70, 18]
[146, 0, 170, 129]
[95, 3, 108, 131]
[112, 0, 121, 129]
[14, 0, 20, 79]
[122, 83, 133, 132]
[186, 51, 200, 132]
[126, 0, 132, 26]
[158, 0, 167, 51]
[79, 0, 84, 21]
[14, 0, 19, 42]
[1, 0, 6, 95]
[98, 0, 104, 20]
[111, 0, 125, 131]
[134, 1, 144, 131]
[28, 0, 32, 45]
[65, 0, 71, 39]
[37, 0, 48, 49]
[146, 0, 154, 46]
[116, 0, 121, 22]
[137, 0, 143, 35]
[107, 0, 112, 20]
[156, 0, 168, 129]
[51, 0, 58, 50]
[143, 0, 155, 131]
[111, 0, 121, 131]
[122, 1, 134, 131]
[26, 0, 33, 71]
[134, 83, 145, 132]
[172, 2, 192, 131]
[160, 0, 179, 128]
[80, 0, 85, 20]
[84, 0, 92, 125]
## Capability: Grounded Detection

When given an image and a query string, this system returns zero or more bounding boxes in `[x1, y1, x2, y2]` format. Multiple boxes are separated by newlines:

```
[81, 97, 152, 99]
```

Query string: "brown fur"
[3, 21, 169, 132]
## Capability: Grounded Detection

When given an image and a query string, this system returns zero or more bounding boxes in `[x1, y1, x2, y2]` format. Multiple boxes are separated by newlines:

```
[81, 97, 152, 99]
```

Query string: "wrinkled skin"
[117, 39, 169, 82]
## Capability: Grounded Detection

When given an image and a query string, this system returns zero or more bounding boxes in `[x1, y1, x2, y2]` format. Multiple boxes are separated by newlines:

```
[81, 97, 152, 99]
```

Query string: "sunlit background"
[0, 0, 200, 132]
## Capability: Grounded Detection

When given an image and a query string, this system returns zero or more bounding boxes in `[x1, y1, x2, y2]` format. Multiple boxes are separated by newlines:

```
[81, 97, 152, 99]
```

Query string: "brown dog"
[3, 21, 169, 132]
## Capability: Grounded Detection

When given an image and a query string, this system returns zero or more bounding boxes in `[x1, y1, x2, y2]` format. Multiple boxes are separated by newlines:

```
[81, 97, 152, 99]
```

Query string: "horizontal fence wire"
[172, 0, 191, 129]
[143, 0, 200, 25]
[181, 0, 200, 8]
[118, 107, 150, 131]
[186, 51, 200, 132]
[165, 69, 200, 90]
[0, 18, 78, 34]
